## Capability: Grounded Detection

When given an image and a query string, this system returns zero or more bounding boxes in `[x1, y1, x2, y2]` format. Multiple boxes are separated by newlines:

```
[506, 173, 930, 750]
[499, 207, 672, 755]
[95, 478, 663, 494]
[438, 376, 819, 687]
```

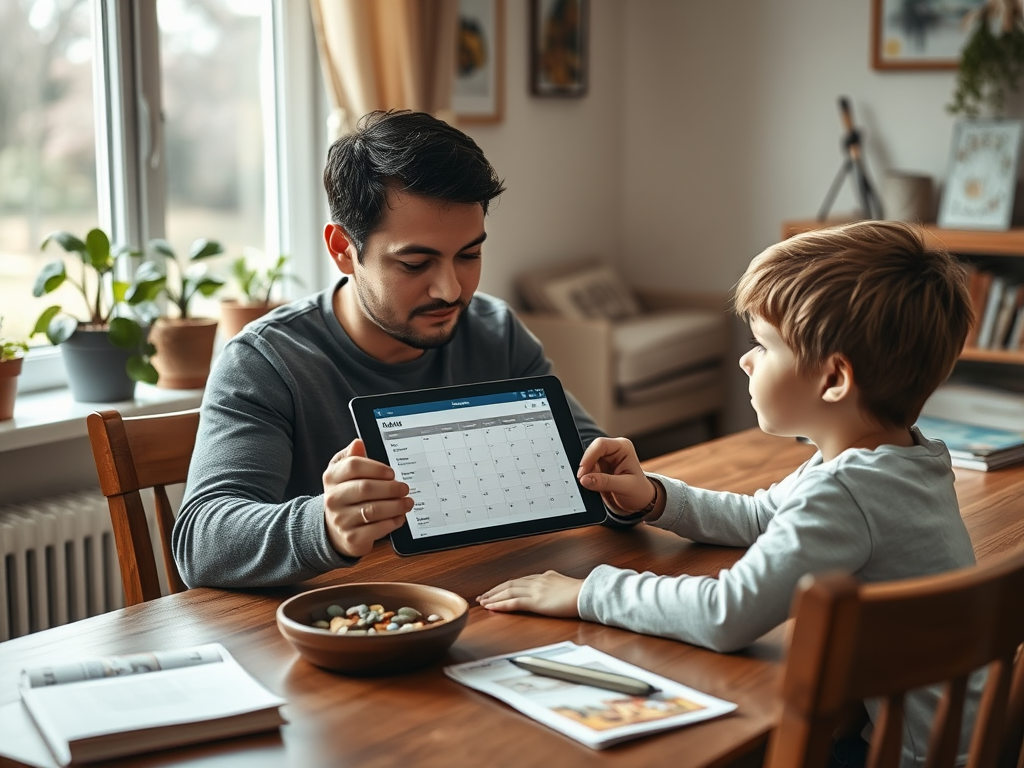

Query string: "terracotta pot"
[150, 317, 218, 389]
[61, 328, 139, 402]
[0, 356, 23, 421]
[220, 300, 282, 340]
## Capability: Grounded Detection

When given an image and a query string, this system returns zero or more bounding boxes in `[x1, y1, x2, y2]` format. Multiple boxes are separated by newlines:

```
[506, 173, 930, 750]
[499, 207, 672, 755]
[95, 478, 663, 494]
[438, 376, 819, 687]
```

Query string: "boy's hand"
[322, 439, 413, 558]
[577, 436, 654, 514]
[477, 571, 583, 617]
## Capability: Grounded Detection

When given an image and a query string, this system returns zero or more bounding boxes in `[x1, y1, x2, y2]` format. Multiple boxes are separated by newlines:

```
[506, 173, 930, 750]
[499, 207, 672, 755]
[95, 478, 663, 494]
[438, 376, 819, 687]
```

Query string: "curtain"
[309, 0, 459, 140]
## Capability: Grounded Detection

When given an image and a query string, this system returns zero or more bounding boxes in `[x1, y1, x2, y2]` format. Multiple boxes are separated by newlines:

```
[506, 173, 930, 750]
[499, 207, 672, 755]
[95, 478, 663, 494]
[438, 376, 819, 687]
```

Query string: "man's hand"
[477, 571, 583, 617]
[322, 439, 413, 558]
[577, 436, 660, 517]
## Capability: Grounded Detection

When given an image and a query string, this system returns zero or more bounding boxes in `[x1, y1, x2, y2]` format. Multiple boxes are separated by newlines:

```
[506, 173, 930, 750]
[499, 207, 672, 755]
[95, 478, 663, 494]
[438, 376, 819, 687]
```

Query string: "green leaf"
[147, 239, 176, 259]
[108, 317, 142, 349]
[85, 228, 112, 272]
[189, 238, 223, 261]
[47, 315, 78, 345]
[126, 277, 166, 304]
[41, 231, 87, 255]
[32, 260, 67, 296]
[112, 280, 129, 303]
[193, 275, 226, 297]
[32, 306, 63, 337]
[127, 356, 159, 384]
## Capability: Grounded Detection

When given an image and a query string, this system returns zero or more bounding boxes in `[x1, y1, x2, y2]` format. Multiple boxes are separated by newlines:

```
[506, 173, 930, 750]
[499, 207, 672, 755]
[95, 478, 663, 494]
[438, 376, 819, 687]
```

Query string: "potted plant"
[220, 251, 300, 339]
[0, 317, 29, 421]
[949, 0, 1024, 118]
[127, 237, 225, 389]
[31, 228, 157, 402]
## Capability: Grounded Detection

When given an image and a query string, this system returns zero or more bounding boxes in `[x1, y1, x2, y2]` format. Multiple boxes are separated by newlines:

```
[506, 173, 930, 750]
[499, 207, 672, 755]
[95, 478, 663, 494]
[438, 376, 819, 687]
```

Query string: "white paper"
[444, 641, 737, 749]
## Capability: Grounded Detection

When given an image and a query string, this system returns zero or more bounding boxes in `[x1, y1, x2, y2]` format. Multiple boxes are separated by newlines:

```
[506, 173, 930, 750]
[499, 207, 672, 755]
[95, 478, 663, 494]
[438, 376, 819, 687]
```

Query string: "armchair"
[516, 258, 730, 438]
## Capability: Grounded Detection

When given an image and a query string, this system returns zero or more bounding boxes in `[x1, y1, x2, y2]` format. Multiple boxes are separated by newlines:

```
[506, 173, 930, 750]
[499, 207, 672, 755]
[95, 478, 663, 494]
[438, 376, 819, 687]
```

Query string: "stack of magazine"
[916, 415, 1024, 471]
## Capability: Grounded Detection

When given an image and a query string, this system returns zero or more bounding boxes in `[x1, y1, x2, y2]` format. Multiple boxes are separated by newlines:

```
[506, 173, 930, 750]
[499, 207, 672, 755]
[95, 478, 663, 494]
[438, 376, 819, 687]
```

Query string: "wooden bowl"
[276, 582, 469, 675]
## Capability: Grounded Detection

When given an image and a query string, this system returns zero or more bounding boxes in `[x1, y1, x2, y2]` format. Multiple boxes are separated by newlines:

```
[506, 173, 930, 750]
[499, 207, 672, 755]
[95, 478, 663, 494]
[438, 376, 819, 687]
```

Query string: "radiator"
[0, 489, 174, 641]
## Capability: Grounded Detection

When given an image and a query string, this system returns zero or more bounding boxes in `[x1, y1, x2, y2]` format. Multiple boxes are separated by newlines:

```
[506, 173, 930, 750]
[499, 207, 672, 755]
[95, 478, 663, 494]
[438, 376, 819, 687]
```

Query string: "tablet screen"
[349, 376, 606, 555]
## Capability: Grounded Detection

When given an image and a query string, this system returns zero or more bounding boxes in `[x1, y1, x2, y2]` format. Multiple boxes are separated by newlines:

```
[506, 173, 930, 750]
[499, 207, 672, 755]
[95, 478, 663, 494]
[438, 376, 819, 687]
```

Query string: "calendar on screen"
[350, 376, 606, 555]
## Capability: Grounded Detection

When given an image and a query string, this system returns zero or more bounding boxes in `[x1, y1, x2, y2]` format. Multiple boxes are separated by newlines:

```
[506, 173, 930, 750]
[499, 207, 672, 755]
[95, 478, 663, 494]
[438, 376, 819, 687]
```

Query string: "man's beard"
[356, 282, 467, 350]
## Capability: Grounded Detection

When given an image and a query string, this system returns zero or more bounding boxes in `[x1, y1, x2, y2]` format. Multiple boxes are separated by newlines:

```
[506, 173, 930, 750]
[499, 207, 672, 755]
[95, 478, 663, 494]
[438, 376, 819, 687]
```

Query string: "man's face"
[331, 190, 486, 361]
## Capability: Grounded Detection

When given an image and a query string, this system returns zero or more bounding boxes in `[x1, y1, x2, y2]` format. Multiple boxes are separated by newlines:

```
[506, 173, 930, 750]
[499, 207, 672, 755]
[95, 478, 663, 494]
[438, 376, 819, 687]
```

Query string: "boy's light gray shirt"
[578, 429, 977, 766]
[173, 279, 603, 589]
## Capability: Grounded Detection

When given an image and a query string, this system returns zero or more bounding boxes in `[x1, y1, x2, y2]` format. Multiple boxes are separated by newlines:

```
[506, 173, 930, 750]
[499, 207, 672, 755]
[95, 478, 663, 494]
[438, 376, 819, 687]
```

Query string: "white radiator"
[0, 488, 175, 641]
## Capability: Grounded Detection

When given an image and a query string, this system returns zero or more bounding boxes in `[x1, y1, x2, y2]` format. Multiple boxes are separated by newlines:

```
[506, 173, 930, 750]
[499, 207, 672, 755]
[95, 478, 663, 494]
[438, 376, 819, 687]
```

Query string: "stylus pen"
[509, 656, 661, 696]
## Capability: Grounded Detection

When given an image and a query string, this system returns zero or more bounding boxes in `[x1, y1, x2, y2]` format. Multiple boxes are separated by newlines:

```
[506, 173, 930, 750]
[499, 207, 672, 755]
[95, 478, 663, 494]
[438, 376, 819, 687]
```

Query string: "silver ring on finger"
[360, 505, 370, 525]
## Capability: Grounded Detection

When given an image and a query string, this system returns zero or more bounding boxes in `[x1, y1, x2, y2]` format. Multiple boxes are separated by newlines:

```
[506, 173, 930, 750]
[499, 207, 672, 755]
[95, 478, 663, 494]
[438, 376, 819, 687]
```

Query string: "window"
[0, 0, 325, 393]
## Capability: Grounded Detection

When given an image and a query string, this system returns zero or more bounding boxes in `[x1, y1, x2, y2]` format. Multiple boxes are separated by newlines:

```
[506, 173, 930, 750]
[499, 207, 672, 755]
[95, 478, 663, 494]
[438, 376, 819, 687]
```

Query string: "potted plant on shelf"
[0, 317, 29, 421]
[126, 237, 224, 389]
[949, 0, 1024, 118]
[31, 228, 157, 403]
[220, 251, 300, 339]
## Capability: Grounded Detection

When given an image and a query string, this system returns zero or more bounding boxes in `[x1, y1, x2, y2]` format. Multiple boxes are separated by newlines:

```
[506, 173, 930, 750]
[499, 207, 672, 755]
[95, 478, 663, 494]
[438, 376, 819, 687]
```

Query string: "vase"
[0, 356, 23, 420]
[219, 300, 282, 340]
[150, 317, 218, 389]
[61, 328, 138, 402]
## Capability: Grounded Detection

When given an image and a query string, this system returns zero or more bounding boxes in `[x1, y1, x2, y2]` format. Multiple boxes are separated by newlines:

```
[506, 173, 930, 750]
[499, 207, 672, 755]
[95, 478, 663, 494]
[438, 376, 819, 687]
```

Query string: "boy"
[479, 220, 978, 766]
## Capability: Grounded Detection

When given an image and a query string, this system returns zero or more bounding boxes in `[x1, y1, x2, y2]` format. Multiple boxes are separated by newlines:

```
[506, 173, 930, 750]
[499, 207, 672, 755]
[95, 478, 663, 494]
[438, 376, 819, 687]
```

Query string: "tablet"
[349, 375, 607, 556]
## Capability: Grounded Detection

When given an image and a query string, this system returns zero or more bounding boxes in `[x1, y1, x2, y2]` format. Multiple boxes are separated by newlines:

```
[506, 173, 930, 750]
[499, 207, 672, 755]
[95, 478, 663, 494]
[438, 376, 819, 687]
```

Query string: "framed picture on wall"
[530, 0, 588, 97]
[454, 0, 504, 123]
[938, 119, 1023, 231]
[871, 0, 986, 70]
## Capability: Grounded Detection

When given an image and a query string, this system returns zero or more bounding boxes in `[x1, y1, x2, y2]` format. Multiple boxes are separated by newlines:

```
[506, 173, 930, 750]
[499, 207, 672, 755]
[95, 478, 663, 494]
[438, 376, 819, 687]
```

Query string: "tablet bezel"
[349, 375, 606, 556]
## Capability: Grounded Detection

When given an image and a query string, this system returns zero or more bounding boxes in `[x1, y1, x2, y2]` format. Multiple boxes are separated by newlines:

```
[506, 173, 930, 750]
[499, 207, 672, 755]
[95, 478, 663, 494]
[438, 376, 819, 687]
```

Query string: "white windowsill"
[0, 385, 203, 453]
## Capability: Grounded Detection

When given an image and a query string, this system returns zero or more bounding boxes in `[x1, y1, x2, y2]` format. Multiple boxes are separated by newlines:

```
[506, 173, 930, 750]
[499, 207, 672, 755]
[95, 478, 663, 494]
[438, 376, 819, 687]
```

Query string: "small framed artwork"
[454, 0, 504, 123]
[530, 0, 588, 97]
[872, 0, 986, 70]
[938, 120, 1023, 231]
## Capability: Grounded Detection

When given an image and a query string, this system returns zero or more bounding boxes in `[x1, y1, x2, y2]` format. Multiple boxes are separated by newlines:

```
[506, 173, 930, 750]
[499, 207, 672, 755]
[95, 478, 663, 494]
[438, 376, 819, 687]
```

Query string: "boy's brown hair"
[733, 221, 973, 429]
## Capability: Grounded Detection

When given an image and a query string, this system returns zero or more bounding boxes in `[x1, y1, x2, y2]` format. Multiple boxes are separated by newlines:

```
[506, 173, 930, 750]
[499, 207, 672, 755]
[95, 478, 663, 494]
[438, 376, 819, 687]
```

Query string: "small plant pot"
[220, 300, 282, 340]
[150, 317, 219, 389]
[0, 356, 23, 421]
[61, 328, 139, 402]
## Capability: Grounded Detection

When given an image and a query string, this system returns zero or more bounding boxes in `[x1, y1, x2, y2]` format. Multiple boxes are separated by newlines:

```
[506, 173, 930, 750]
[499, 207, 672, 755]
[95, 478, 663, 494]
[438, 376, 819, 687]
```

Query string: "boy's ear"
[324, 223, 358, 275]
[820, 354, 855, 404]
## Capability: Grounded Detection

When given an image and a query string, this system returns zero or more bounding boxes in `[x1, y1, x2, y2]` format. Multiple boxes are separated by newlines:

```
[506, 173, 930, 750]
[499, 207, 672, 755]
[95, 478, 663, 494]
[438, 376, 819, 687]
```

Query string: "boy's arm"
[577, 475, 871, 652]
[646, 470, 802, 546]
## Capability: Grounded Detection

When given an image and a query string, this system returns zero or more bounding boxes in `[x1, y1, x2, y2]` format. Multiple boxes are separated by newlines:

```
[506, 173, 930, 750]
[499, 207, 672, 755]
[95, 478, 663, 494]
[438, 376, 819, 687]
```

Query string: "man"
[172, 110, 604, 588]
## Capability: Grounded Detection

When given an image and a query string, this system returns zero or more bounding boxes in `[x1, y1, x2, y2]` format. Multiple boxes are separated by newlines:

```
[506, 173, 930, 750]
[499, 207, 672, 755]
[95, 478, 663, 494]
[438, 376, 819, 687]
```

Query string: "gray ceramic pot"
[60, 328, 137, 402]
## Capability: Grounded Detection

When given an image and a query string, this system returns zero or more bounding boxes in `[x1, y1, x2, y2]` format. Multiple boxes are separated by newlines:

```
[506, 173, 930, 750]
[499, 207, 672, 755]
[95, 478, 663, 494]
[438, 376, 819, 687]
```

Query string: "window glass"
[157, 0, 272, 316]
[0, 0, 99, 344]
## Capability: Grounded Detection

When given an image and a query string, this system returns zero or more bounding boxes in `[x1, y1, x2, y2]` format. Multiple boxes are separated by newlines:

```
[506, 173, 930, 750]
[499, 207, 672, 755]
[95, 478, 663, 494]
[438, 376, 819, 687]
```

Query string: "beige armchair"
[516, 258, 730, 438]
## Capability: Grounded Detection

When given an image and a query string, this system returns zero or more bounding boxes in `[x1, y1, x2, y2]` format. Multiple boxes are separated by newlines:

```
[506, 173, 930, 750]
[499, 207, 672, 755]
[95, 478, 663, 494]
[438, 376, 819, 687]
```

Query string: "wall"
[619, 0, 966, 432]
[464, 1, 625, 303]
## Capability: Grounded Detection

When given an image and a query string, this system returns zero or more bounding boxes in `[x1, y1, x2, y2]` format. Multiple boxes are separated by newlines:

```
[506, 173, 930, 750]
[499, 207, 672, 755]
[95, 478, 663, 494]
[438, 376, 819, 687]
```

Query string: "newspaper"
[444, 641, 737, 749]
[21, 644, 225, 688]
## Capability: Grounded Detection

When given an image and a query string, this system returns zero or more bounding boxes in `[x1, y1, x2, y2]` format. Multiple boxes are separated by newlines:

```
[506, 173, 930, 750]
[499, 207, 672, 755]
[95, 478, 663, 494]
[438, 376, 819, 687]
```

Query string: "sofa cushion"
[613, 310, 728, 392]
[518, 261, 641, 320]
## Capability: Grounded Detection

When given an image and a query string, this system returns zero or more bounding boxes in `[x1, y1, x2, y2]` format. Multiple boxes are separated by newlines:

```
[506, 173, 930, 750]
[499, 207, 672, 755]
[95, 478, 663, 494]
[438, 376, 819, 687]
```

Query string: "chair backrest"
[87, 408, 199, 606]
[766, 551, 1024, 768]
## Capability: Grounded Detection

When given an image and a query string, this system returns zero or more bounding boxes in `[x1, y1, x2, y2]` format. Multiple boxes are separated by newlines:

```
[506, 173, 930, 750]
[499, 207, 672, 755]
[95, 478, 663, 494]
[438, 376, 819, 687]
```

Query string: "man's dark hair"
[323, 110, 506, 257]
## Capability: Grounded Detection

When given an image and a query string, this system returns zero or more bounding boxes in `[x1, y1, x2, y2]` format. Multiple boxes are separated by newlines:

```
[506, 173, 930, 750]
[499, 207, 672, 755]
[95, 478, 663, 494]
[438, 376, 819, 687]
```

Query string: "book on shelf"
[922, 382, 1024, 432]
[1, 643, 286, 767]
[444, 641, 736, 749]
[976, 274, 1007, 349]
[916, 415, 1024, 471]
[964, 266, 993, 348]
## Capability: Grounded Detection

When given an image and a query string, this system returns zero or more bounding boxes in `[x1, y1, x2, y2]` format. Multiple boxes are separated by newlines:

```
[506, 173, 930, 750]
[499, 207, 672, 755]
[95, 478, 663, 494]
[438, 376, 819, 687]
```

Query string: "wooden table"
[2, 429, 1023, 768]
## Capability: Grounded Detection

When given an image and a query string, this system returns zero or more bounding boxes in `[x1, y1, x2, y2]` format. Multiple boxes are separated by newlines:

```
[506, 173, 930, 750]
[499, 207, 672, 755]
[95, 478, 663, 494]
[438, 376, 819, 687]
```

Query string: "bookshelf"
[781, 220, 1024, 366]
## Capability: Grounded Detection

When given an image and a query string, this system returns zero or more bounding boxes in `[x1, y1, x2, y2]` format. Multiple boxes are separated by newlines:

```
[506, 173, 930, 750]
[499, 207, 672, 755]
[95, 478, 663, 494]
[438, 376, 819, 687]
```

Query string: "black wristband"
[607, 476, 659, 522]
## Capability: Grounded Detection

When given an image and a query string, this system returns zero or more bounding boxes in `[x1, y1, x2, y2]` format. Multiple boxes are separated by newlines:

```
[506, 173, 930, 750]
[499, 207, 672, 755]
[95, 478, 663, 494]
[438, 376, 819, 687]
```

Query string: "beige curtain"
[309, 0, 459, 140]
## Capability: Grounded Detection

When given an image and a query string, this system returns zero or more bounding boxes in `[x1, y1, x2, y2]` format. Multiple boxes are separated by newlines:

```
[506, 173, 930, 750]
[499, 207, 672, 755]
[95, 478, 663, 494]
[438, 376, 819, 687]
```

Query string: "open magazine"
[444, 641, 736, 749]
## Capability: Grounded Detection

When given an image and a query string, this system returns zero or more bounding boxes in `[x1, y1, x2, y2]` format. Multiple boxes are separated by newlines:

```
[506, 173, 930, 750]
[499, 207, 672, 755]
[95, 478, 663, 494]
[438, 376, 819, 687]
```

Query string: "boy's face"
[327, 190, 486, 362]
[739, 317, 821, 438]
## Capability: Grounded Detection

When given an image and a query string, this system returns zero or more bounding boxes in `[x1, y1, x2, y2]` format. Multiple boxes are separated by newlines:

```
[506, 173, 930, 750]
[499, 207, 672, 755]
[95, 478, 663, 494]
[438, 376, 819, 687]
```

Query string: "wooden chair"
[765, 550, 1024, 768]
[87, 408, 198, 606]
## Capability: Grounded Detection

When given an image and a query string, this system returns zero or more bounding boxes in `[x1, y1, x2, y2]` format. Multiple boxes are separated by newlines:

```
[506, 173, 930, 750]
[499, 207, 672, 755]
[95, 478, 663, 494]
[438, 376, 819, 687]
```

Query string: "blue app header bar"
[373, 388, 547, 419]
